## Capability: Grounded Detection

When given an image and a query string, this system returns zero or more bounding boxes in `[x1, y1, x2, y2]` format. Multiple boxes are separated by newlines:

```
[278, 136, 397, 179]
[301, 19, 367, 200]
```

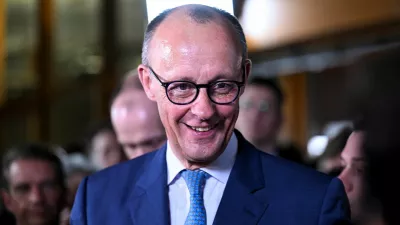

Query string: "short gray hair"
[141, 4, 247, 66]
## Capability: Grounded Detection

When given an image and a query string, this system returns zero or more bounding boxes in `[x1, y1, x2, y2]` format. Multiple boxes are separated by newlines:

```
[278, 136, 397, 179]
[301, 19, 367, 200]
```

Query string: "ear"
[240, 59, 252, 96]
[138, 64, 157, 101]
[244, 59, 252, 82]
[1, 189, 14, 213]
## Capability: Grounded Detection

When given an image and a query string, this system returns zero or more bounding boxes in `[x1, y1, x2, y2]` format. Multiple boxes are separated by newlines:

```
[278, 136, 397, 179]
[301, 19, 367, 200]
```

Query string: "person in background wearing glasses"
[236, 77, 304, 164]
[71, 4, 350, 225]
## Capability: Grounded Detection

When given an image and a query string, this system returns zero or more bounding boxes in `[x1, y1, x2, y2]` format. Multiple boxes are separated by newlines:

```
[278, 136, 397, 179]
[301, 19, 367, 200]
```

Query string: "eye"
[170, 82, 193, 91]
[14, 184, 30, 194]
[212, 82, 236, 93]
[167, 82, 196, 99]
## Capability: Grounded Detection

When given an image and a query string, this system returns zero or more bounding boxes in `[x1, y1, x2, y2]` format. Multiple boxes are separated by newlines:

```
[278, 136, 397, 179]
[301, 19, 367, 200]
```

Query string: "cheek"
[44, 190, 63, 205]
[159, 101, 187, 125]
[219, 104, 239, 123]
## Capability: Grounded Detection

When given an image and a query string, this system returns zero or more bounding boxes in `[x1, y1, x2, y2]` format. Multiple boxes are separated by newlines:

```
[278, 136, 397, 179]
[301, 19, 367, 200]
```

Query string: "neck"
[254, 140, 277, 155]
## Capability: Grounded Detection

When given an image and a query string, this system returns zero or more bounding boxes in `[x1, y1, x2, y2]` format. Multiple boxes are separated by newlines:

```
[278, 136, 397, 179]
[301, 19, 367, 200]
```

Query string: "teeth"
[191, 126, 212, 132]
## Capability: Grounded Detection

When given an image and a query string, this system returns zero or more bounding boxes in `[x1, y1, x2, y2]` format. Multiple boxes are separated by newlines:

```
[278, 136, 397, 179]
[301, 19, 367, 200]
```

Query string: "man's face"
[236, 85, 281, 145]
[338, 131, 365, 220]
[90, 130, 125, 169]
[1, 159, 64, 225]
[112, 90, 166, 159]
[139, 17, 251, 167]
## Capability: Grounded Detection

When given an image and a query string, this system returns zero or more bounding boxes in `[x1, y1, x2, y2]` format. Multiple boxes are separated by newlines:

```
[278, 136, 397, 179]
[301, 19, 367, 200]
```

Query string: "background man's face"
[2, 159, 64, 225]
[90, 129, 125, 169]
[236, 85, 281, 145]
[111, 90, 166, 159]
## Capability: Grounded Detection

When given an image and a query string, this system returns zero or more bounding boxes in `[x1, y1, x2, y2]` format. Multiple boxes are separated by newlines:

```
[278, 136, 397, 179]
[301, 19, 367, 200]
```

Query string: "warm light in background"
[240, 0, 279, 50]
[240, 0, 276, 39]
[145, 0, 234, 24]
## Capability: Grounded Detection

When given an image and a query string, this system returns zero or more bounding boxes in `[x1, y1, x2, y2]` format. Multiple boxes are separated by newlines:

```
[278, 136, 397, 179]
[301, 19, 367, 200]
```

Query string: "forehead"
[342, 131, 365, 159]
[150, 16, 241, 78]
[8, 159, 57, 185]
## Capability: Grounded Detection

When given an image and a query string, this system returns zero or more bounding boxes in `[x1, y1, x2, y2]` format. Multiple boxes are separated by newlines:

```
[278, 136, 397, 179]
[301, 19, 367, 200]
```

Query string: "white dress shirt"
[166, 133, 238, 225]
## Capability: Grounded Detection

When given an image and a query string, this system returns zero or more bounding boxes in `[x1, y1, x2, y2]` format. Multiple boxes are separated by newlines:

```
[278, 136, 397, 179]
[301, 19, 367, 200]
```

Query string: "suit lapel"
[128, 145, 170, 225]
[213, 131, 269, 225]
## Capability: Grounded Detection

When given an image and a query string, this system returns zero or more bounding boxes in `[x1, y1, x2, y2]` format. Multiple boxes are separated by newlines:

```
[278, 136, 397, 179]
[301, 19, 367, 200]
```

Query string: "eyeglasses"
[148, 66, 245, 105]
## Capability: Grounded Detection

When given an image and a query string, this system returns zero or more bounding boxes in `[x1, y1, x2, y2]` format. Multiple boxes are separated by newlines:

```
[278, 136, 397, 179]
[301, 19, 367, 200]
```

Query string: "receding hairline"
[143, 4, 247, 66]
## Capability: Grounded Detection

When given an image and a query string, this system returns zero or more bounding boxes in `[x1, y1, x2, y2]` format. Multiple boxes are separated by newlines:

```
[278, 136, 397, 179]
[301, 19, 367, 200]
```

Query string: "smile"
[187, 124, 218, 132]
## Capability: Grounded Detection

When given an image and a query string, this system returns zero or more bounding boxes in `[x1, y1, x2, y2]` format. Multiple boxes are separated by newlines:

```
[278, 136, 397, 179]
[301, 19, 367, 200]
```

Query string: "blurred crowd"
[1, 7, 400, 225]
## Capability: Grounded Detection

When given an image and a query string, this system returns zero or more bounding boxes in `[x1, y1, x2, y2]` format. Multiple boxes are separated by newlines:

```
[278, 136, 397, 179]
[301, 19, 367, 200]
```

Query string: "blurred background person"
[236, 76, 304, 163]
[337, 118, 366, 224]
[1, 144, 66, 225]
[346, 47, 400, 225]
[110, 71, 166, 159]
[54, 148, 95, 225]
[83, 120, 126, 170]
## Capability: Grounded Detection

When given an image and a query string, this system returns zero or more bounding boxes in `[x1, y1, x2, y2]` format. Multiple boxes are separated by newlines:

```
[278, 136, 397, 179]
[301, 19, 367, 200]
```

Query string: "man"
[84, 120, 126, 170]
[236, 77, 304, 163]
[1, 144, 66, 225]
[338, 120, 365, 224]
[110, 71, 166, 159]
[71, 4, 350, 225]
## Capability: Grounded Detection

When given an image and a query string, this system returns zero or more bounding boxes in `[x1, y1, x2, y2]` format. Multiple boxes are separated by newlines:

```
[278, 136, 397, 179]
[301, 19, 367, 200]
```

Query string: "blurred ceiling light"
[240, 0, 278, 47]
[307, 135, 329, 158]
[145, 0, 234, 24]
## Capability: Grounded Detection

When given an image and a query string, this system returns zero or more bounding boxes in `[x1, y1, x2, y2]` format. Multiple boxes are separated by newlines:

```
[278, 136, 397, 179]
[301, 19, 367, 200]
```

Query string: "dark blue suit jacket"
[71, 132, 351, 225]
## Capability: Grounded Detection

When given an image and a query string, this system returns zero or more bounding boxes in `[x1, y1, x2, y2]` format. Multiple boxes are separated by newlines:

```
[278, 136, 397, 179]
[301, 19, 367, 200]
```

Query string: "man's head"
[138, 4, 251, 169]
[84, 121, 125, 169]
[111, 72, 166, 159]
[1, 144, 66, 225]
[235, 77, 283, 149]
[338, 119, 365, 222]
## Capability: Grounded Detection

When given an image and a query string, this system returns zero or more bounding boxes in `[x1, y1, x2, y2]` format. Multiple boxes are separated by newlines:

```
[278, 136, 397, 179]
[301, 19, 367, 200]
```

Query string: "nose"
[28, 186, 44, 204]
[190, 89, 216, 120]
[338, 169, 353, 194]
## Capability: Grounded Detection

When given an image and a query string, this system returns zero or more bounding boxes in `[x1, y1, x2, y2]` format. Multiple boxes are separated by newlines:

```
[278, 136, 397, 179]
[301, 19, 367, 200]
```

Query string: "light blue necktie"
[181, 170, 209, 225]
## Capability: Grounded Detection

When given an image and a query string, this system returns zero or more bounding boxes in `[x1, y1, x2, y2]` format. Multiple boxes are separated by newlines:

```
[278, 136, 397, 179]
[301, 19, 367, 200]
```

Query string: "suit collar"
[166, 132, 238, 185]
[213, 130, 269, 225]
[128, 145, 170, 225]
[128, 130, 269, 225]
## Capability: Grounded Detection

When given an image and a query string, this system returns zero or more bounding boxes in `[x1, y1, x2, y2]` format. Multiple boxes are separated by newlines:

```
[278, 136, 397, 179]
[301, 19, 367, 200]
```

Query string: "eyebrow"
[168, 73, 240, 83]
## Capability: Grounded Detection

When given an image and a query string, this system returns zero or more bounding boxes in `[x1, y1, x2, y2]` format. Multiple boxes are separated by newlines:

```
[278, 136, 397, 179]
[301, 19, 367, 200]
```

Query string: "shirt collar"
[166, 133, 238, 185]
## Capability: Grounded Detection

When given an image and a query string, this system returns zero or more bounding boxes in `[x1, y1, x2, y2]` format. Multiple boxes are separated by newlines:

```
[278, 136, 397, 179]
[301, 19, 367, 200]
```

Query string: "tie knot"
[181, 170, 209, 194]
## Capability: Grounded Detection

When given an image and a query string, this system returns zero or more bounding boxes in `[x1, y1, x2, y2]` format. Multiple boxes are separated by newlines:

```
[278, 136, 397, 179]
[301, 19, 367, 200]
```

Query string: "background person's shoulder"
[259, 151, 334, 188]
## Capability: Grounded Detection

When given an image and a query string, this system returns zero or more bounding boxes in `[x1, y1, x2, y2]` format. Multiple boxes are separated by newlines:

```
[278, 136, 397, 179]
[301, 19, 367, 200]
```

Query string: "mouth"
[186, 123, 219, 132]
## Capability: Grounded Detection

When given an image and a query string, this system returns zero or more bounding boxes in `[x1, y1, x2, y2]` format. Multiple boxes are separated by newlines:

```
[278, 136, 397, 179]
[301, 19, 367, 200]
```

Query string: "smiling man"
[71, 4, 350, 225]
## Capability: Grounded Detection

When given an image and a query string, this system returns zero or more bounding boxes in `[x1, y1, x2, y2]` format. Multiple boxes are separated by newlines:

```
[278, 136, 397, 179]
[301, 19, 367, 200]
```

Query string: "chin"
[184, 140, 224, 162]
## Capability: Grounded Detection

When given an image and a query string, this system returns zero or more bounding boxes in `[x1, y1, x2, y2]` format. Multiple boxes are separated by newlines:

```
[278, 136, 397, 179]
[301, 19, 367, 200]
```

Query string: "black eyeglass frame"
[147, 66, 246, 105]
